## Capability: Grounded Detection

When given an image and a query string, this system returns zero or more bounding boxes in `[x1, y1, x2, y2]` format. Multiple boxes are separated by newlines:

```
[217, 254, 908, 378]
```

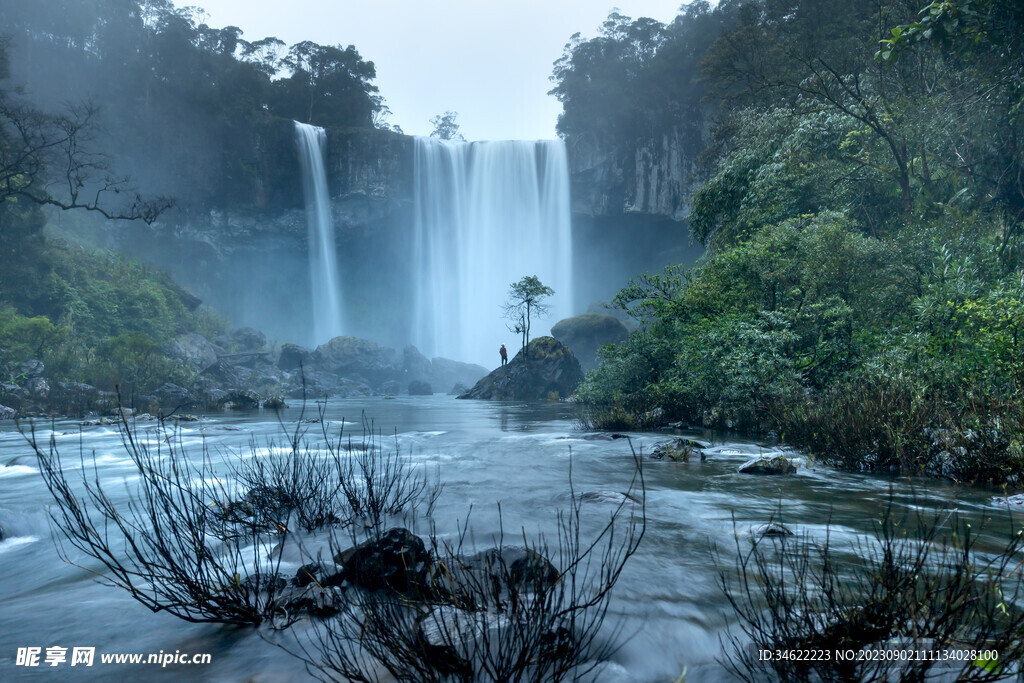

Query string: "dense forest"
[0, 0, 387, 398]
[560, 0, 1024, 484]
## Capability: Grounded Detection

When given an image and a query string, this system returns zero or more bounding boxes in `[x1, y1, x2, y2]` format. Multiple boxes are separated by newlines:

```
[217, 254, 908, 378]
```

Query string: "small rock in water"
[751, 522, 794, 538]
[738, 455, 796, 475]
[651, 438, 706, 462]
[0, 404, 17, 420]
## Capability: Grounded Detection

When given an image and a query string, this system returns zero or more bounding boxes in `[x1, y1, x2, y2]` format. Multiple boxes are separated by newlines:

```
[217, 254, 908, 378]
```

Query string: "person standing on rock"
[499, 344, 508, 366]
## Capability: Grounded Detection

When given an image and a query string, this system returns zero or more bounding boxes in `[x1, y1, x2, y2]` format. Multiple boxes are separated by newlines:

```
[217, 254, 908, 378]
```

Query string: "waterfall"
[412, 138, 573, 367]
[294, 121, 344, 345]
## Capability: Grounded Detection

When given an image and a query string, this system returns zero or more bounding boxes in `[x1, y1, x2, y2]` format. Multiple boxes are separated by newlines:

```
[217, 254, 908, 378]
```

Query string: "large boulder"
[0, 405, 16, 420]
[167, 333, 219, 373]
[550, 313, 628, 370]
[231, 327, 266, 351]
[310, 336, 398, 387]
[334, 528, 431, 594]
[458, 337, 584, 401]
[277, 343, 311, 371]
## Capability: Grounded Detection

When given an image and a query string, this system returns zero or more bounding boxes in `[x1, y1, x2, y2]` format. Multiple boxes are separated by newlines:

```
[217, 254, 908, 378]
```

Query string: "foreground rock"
[651, 438, 707, 462]
[550, 312, 628, 370]
[334, 528, 431, 594]
[458, 337, 584, 401]
[739, 455, 797, 475]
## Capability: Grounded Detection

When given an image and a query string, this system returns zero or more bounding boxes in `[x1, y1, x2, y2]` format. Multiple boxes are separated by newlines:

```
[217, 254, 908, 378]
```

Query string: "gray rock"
[168, 333, 219, 373]
[408, 380, 433, 396]
[651, 438, 706, 462]
[153, 383, 197, 412]
[231, 327, 266, 351]
[278, 344, 309, 370]
[458, 337, 584, 401]
[430, 357, 488, 393]
[0, 405, 16, 420]
[380, 380, 401, 396]
[550, 313, 628, 370]
[334, 528, 431, 594]
[738, 455, 797, 475]
[262, 395, 287, 410]
[311, 336, 397, 387]
[218, 390, 260, 410]
[26, 377, 50, 399]
[19, 359, 45, 379]
[403, 344, 432, 380]
[448, 382, 469, 396]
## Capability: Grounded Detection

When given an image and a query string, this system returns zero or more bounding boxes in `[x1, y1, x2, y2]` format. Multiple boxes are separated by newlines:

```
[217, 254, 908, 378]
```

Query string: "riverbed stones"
[651, 437, 707, 462]
[334, 528, 431, 594]
[738, 455, 797, 475]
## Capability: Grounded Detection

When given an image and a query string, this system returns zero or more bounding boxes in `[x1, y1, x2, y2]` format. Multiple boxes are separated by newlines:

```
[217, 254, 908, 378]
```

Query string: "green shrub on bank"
[0, 239, 222, 394]
[576, 211, 1024, 484]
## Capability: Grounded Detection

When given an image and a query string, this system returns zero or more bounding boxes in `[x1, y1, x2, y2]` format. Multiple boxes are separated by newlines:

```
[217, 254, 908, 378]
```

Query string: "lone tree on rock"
[504, 275, 554, 359]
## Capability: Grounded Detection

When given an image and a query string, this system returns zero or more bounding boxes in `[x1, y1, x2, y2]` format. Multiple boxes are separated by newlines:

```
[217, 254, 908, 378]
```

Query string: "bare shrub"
[280, 452, 646, 682]
[719, 493, 1024, 681]
[31, 410, 290, 625]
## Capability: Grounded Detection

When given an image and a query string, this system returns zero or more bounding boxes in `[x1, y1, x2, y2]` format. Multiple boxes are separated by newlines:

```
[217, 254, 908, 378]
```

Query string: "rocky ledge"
[458, 337, 584, 401]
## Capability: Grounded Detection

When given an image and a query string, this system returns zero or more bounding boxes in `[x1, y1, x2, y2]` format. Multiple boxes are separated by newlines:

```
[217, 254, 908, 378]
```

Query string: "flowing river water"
[0, 396, 1017, 681]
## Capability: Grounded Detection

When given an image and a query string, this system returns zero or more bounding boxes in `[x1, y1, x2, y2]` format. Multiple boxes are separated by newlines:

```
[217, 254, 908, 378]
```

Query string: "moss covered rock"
[550, 313, 628, 370]
[458, 337, 584, 401]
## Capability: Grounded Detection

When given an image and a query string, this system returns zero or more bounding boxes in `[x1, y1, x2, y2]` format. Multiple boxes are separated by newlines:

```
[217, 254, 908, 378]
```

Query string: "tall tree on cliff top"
[429, 111, 465, 141]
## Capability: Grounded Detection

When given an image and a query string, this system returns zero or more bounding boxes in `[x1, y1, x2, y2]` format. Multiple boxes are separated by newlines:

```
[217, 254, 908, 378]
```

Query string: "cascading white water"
[412, 138, 574, 367]
[294, 121, 344, 345]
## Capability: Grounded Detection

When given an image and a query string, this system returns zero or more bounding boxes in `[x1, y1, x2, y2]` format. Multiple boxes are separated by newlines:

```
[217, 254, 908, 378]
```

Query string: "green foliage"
[504, 276, 555, 355]
[0, 239, 208, 393]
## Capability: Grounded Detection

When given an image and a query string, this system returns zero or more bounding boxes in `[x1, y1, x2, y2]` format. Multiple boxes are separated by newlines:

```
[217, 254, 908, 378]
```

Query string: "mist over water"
[412, 137, 574, 367]
[294, 121, 345, 346]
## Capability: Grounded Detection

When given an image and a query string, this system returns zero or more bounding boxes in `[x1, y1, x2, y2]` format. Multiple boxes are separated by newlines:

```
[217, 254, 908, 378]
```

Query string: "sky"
[190, 0, 685, 141]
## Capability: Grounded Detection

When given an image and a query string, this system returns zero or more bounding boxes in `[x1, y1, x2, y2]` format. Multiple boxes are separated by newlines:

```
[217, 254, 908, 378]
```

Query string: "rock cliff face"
[566, 127, 699, 222]
[96, 118, 702, 351]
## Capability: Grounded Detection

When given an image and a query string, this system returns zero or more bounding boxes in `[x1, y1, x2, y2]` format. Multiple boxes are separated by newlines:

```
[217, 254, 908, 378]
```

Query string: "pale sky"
[190, 0, 685, 141]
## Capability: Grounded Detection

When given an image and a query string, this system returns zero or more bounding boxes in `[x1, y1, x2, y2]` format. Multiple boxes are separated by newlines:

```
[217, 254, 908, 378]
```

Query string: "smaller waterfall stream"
[294, 121, 344, 344]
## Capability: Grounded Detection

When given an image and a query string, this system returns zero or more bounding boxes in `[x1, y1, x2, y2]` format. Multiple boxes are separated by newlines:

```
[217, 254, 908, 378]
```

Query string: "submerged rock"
[550, 312, 628, 370]
[458, 337, 584, 401]
[751, 522, 794, 538]
[738, 455, 797, 475]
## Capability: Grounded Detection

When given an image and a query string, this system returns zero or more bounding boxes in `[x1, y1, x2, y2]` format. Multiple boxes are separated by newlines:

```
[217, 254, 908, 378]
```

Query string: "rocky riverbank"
[0, 329, 487, 420]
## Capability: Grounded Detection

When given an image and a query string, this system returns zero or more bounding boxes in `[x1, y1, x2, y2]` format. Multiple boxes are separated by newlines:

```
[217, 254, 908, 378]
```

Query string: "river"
[0, 396, 1014, 681]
